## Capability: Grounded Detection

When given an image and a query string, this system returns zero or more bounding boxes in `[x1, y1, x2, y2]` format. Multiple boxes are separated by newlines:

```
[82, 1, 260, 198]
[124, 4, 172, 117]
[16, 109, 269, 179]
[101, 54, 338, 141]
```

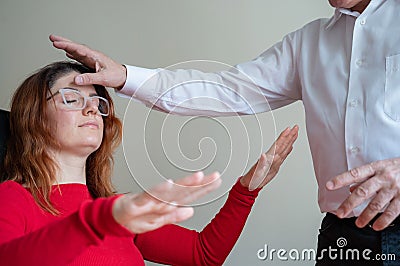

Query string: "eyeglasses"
[46, 88, 110, 116]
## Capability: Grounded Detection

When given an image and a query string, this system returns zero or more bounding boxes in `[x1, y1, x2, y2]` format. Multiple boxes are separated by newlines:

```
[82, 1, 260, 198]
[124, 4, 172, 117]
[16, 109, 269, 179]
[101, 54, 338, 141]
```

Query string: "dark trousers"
[316, 213, 400, 265]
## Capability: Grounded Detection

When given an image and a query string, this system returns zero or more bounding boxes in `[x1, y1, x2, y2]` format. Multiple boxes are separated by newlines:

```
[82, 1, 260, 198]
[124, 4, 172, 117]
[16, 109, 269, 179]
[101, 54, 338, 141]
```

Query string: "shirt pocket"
[384, 54, 400, 121]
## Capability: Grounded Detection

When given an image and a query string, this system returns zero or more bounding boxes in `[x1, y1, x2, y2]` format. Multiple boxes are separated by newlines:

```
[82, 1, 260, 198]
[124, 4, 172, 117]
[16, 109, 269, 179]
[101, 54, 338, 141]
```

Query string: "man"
[50, 0, 400, 264]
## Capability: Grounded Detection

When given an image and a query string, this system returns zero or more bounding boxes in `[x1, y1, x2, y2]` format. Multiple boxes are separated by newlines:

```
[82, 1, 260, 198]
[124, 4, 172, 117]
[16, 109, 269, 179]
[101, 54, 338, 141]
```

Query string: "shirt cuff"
[116, 65, 159, 100]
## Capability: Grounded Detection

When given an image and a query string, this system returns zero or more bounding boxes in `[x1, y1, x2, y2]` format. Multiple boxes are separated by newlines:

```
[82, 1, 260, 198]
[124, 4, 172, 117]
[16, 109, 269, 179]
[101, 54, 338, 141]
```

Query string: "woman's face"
[46, 71, 104, 157]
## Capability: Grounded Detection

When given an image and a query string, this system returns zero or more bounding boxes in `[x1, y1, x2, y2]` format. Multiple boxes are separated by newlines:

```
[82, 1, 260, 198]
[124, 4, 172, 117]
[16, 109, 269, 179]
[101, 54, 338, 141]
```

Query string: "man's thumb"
[74, 73, 101, 86]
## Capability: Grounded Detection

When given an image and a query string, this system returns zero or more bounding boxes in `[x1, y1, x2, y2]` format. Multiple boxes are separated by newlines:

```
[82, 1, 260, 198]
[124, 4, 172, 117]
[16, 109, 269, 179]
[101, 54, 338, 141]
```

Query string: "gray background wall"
[0, 1, 333, 265]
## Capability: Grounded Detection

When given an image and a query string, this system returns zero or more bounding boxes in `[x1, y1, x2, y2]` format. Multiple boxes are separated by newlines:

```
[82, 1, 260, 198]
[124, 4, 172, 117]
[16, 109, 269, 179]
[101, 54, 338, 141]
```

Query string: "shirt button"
[360, 19, 366, 25]
[349, 99, 359, 108]
[356, 59, 363, 67]
[349, 146, 360, 154]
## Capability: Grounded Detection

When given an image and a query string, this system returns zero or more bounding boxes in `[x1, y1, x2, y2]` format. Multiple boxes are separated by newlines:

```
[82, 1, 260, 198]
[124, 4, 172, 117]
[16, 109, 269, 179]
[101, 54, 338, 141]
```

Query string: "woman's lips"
[79, 121, 99, 129]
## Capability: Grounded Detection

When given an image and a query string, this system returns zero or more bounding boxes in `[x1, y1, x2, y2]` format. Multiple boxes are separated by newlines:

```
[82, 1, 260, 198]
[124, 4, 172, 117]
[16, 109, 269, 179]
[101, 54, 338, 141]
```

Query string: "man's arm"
[50, 34, 301, 116]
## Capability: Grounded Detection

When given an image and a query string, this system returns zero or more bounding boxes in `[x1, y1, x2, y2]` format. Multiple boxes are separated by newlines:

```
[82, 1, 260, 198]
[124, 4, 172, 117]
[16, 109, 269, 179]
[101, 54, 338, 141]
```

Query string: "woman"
[0, 61, 298, 265]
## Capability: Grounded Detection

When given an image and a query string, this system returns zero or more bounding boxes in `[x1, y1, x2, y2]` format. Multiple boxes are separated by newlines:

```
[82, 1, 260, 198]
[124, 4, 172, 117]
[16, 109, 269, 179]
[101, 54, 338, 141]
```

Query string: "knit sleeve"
[135, 178, 260, 266]
[0, 182, 133, 266]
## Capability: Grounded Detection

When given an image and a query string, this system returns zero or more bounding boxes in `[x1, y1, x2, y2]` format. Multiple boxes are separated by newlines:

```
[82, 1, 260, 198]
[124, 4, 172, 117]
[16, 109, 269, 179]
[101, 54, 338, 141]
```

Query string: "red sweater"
[0, 180, 259, 265]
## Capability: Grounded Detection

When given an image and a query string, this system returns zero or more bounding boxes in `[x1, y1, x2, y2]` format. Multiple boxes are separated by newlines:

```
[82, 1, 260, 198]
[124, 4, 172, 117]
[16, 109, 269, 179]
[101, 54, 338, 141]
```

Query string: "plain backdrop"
[0, 1, 333, 265]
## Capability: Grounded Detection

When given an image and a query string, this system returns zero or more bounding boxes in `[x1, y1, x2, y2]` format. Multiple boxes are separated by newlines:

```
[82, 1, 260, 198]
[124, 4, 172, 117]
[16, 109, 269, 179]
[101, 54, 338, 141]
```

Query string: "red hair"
[2, 61, 122, 215]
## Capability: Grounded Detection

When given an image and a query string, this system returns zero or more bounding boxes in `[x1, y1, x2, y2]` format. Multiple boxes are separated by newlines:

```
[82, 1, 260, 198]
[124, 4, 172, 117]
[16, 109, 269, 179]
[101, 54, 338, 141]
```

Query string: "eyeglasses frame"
[46, 87, 110, 116]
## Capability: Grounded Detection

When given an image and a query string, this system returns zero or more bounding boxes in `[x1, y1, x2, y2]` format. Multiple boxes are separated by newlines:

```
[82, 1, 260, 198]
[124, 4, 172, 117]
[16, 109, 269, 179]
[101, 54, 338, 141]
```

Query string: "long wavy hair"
[2, 61, 122, 215]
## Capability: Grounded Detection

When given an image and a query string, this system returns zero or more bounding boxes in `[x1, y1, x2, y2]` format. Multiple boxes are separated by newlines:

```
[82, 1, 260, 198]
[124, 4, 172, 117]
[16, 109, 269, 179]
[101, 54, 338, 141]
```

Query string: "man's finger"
[52, 41, 98, 66]
[74, 73, 104, 86]
[355, 188, 395, 228]
[326, 163, 376, 190]
[65, 53, 76, 60]
[335, 177, 382, 218]
[372, 199, 400, 231]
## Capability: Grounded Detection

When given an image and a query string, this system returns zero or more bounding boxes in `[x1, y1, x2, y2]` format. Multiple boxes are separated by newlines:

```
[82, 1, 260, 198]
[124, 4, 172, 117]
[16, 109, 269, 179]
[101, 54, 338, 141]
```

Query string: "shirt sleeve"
[117, 31, 302, 116]
[0, 184, 133, 266]
[134, 179, 261, 266]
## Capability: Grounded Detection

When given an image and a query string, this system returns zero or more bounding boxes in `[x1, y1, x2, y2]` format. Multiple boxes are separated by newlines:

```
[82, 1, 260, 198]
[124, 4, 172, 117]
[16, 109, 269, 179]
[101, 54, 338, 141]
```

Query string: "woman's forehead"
[50, 72, 96, 94]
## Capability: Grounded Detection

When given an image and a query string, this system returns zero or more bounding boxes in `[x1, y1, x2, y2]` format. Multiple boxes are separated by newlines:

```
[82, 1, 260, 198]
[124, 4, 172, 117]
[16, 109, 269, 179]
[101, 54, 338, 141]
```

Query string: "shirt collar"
[325, 8, 361, 30]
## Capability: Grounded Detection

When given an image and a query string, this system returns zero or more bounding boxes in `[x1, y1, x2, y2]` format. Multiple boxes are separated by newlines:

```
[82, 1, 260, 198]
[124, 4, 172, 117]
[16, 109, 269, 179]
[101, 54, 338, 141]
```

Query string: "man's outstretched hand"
[50, 34, 127, 89]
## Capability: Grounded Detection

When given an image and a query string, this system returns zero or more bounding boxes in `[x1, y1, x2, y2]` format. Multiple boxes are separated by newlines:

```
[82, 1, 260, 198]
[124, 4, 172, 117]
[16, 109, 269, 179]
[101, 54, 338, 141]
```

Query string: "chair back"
[0, 109, 10, 167]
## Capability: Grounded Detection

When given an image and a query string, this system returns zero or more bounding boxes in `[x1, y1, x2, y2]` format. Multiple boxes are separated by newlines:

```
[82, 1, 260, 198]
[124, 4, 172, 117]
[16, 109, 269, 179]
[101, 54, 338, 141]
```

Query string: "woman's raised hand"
[240, 126, 298, 191]
[112, 171, 221, 234]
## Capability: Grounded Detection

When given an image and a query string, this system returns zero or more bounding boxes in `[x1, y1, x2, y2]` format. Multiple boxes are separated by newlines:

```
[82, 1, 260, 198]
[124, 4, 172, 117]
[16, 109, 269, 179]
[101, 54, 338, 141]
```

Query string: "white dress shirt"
[118, 0, 400, 216]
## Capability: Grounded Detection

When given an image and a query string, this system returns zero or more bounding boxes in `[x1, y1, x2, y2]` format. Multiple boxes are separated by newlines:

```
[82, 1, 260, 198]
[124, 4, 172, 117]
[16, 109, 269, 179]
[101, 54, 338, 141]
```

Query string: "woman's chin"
[79, 140, 102, 154]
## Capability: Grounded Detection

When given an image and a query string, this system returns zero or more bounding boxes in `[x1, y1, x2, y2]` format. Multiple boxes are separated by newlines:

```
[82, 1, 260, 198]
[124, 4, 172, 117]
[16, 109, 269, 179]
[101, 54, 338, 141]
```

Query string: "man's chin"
[328, 0, 348, 9]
